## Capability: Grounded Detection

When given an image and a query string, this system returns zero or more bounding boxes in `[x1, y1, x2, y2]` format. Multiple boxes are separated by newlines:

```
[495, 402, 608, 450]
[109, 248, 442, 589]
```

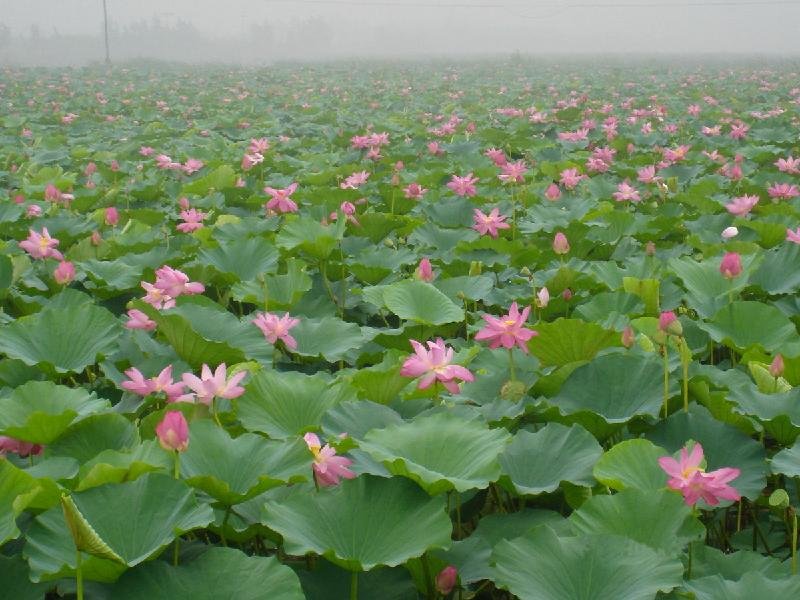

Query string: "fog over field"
[1, 0, 799, 65]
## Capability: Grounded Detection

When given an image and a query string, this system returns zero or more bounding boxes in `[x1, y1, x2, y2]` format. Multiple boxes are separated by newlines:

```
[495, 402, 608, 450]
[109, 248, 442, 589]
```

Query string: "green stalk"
[681, 339, 690, 413]
[76, 549, 84, 600]
[350, 571, 359, 600]
[421, 554, 435, 600]
[662, 344, 669, 419]
[792, 509, 798, 576]
[173, 451, 181, 565]
[508, 348, 517, 382]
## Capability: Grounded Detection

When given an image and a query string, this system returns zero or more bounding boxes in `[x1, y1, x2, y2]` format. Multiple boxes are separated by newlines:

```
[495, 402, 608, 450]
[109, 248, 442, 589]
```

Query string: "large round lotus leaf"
[647, 404, 767, 501]
[548, 352, 669, 422]
[770, 440, 800, 477]
[432, 535, 493, 584]
[527, 319, 619, 367]
[76, 440, 172, 491]
[574, 292, 645, 330]
[669, 256, 756, 319]
[180, 420, 310, 505]
[593, 439, 669, 492]
[198, 237, 279, 282]
[60, 473, 213, 567]
[0, 302, 121, 373]
[237, 370, 354, 439]
[359, 412, 511, 494]
[728, 384, 800, 428]
[46, 412, 138, 462]
[0, 555, 49, 600]
[568, 489, 704, 555]
[683, 572, 800, 599]
[321, 400, 404, 440]
[276, 215, 346, 260]
[0, 381, 110, 444]
[110, 547, 304, 600]
[472, 509, 567, 548]
[290, 316, 376, 362]
[298, 560, 418, 600]
[750, 243, 800, 295]
[262, 475, 452, 571]
[498, 423, 602, 495]
[492, 527, 683, 600]
[689, 545, 790, 581]
[697, 301, 797, 353]
[0, 460, 41, 545]
[381, 280, 464, 325]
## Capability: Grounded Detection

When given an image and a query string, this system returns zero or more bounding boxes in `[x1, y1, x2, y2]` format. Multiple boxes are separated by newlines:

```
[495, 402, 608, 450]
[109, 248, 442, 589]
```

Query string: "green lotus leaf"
[527, 319, 619, 367]
[0, 460, 41, 545]
[0, 555, 49, 600]
[262, 475, 451, 571]
[593, 439, 670, 492]
[198, 237, 279, 282]
[683, 572, 800, 599]
[697, 301, 796, 353]
[360, 412, 511, 494]
[380, 280, 464, 326]
[499, 423, 602, 495]
[291, 316, 376, 362]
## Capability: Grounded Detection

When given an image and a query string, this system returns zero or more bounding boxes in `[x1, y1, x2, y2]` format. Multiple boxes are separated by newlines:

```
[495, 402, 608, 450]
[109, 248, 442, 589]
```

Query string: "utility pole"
[102, 0, 110, 63]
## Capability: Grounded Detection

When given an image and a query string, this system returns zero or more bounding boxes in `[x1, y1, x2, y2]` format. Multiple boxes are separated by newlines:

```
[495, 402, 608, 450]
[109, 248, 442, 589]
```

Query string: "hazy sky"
[2, 0, 800, 61]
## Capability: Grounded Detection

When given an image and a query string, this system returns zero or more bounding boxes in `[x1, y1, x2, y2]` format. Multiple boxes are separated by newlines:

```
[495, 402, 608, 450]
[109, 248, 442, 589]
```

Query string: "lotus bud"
[721, 226, 738, 239]
[91, 230, 102, 246]
[53, 260, 75, 285]
[562, 288, 573, 301]
[105, 206, 119, 227]
[156, 411, 189, 453]
[621, 325, 635, 349]
[770, 354, 785, 378]
[545, 183, 562, 201]
[520, 266, 532, 278]
[658, 310, 683, 337]
[553, 232, 570, 255]
[435, 565, 458, 596]
[719, 252, 742, 279]
[536, 286, 550, 308]
[415, 258, 435, 282]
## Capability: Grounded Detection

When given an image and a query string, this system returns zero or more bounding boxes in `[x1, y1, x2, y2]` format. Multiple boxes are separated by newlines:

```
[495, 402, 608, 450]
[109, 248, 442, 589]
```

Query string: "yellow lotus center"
[682, 466, 702, 478]
[39, 237, 50, 249]
[503, 319, 517, 326]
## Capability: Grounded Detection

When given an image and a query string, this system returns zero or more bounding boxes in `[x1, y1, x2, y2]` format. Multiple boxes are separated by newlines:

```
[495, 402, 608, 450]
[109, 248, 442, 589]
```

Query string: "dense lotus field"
[3, 59, 800, 599]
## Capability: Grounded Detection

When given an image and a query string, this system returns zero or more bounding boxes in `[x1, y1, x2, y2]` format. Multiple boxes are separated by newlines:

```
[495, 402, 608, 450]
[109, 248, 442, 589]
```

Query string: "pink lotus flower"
[658, 310, 683, 336]
[559, 168, 586, 190]
[403, 182, 428, 200]
[729, 122, 749, 140]
[141, 282, 176, 310]
[125, 309, 157, 331]
[725, 195, 759, 216]
[663, 145, 691, 163]
[105, 207, 119, 227]
[621, 326, 635, 349]
[0, 436, 42, 457]
[770, 354, 785, 378]
[340, 171, 370, 190]
[139, 146, 154, 157]
[415, 258, 435, 282]
[552, 232, 570, 255]
[176, 208, 206, 233]
[19, 228, 63, 260]
[768, 183, 800, 201]
[264, 183, 299, 214]
[44, 184, 61, 203]
[475, 302, 538, 352]
[249, 138, 269, 154]
[719, 252, 742, 279]
[637, 165, 660, 184]
[53, 261, 75, 285]
[121, 367, 155, 396]
[613, 181, 641, 202]
[775, 156, 800, 174]
[26, 205, 42, 218]
[485, 148, 507, 166]
[473, 208, 510, 238]
[658, 442, 741, 506]
[544, 183, 562, 201]
[400, 338, 475, 394]
[182, 363, 247, 405]
[156, 411, 189, 452]
[427, 141, 444, 155]
[304, 432, 356, 487]
[241, 153, 264, 171]
[435, 566, 458, 596]
[155, 154, 180, 170]
[253, 312, 299, 350]
[182, 158, 204, 175]
[498, 160, 527, 184]
[536, 287, 550, 308]
[721, 227, 739, 240]
[447, 173, 479, 197]
[786, 228, 800, 244]
[154, 266, 205, 297]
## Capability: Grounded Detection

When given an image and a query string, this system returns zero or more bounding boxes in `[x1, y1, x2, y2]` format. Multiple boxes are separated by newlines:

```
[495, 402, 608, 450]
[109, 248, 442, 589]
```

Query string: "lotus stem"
[76, 548, 84, 600]
[681, 339, 689, 413]
[508, 348, 517, 382]
[350, 571, 358, 600]
[792, 508, 798, 576]
[662, 344, 669, 419]
[421, 554, 435, 600]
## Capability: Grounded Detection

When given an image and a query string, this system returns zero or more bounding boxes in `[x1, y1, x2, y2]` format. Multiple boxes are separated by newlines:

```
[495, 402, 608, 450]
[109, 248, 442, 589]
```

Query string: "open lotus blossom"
[303, 432, 356, 487]
[544, 183, 562, 201]
[498, 160, 528, 184]
[0, 436, 42, 457]
[786, 228, 800, 244]
[182, 158, 204, 175]
[53, 260, 75, 285]
[559, 168, 585, 190]
[447, 172, 479, 197]
[612, 181, 641, 202]
[125, 308, 157, 331]
[719, 252, 742, 279]
[340, 171, 370, 189]
[182, 363, 247, 405]
[415, 257, 435, 282]
[658, 442, 741, 506]
[153, 266, 205, 298]
[249, 137, 269, 154]
[253, 312, 299, 350]
[768, 183, 800, 201]
[775, 156, 800, 174]
[241, 152, 263, 170]
[485, 147, 507, 165]
[475, 302, 538, 352]
[141, 281, 175, 310]
[400, 338, 475, 394]
[264, 183, 299, 213]
[473, 208, 510, 238]
[155, 411, 189, 453]
[725, 194, 759, 216]
[26, 204, 42, 218]
[176, 208, 206, 233]
[19, 228, 63, 260]
[403, 182, 428, 200]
